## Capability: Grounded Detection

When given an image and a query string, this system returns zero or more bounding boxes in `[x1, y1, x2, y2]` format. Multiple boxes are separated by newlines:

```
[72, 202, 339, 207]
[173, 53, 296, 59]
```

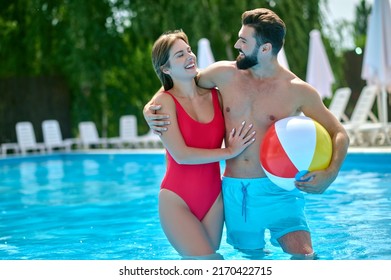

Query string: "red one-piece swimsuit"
[160, 88, 225, 221]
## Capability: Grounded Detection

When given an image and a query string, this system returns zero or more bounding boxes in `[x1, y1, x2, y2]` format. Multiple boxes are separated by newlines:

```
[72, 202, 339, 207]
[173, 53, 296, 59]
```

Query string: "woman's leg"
[159, 190, 216, 257]
[201, 193, 224, 251]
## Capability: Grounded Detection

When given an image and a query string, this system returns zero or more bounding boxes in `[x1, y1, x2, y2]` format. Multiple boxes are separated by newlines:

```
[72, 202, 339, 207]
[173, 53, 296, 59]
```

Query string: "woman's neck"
[170, 80, 199, 99]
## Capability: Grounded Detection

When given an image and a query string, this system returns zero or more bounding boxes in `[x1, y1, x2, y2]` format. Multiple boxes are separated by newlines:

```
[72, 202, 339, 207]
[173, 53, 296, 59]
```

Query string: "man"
[144, 8, 349, 258]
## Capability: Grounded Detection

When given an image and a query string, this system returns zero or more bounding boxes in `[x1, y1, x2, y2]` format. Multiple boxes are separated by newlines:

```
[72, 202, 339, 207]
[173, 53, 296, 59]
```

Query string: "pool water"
[0, 151, 390, 260]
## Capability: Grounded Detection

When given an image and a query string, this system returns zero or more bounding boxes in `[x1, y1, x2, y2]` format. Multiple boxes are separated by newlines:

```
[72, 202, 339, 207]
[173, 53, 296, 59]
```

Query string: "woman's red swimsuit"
[161, 88, 225, 221]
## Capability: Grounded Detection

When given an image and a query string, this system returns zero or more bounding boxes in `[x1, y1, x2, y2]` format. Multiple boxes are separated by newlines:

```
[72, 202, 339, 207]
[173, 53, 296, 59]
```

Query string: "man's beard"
[236, 48, 258, 69]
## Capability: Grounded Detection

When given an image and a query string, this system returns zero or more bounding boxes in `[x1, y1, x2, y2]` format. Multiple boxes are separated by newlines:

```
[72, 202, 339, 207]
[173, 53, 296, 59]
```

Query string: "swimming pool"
[0, 150, 390, 260]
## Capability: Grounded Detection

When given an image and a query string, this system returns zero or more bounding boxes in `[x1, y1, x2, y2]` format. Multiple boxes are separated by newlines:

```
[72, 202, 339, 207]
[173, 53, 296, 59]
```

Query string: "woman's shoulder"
[154, 90, 174, 103]
[151, 91, 177, 112]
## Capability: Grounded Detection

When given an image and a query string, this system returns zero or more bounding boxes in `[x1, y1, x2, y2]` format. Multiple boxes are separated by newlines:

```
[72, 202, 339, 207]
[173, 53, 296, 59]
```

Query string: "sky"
[320, 0, 375, 50]
[323, 0, 374, 23]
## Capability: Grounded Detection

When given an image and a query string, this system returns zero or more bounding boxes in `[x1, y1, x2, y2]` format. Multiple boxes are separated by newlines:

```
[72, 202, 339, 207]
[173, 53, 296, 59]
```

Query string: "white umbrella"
[306, 29, 335, 99]
[197, 38, 215, 70]
[361, 0, 391, 125]
[277, 47, 290, 70]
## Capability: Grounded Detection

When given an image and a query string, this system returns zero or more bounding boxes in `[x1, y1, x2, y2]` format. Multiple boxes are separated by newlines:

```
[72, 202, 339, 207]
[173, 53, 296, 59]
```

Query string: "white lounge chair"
[15, 121, 46, 155]
[1, 142, 20, 157]
[342, 86, 387, 145]
[42, 120, 80, 152]
[78, 121, 108, 149]
[328, 87, 351, 122]
[138, 129, 163, 148]
[108, 115, 143, 148]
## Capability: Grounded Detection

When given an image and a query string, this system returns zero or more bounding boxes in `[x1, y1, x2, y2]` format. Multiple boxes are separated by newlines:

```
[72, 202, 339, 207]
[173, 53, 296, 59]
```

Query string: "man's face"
[236, 45, 259, 69]
[234, 26, 260, 69]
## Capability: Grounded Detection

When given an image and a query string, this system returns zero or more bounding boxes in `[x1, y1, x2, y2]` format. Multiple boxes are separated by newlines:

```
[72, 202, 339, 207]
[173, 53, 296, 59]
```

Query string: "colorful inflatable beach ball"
[260, 116, 332, 191]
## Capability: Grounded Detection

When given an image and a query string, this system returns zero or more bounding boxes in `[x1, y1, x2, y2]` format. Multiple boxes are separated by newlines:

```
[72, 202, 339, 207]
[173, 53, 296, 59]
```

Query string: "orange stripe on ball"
[260, 124, 298, 178]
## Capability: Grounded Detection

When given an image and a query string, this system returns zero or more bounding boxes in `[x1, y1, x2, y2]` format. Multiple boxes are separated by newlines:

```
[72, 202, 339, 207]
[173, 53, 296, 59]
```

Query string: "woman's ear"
[161, 66, 170, 75]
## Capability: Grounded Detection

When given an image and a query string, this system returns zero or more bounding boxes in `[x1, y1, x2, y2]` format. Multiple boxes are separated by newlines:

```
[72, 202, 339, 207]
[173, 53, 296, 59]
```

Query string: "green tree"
[1, 0, 331, 138]
[353, 0, 371, 49]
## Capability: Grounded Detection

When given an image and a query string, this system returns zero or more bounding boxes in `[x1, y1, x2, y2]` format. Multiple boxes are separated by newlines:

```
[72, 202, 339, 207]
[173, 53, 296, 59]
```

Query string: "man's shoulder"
[214, 60, 236, 66]
[209, 60, 237, 71]
[198, 60, 238, 87]
[289, 76, 310, 88]
[289, 76, 319, 96]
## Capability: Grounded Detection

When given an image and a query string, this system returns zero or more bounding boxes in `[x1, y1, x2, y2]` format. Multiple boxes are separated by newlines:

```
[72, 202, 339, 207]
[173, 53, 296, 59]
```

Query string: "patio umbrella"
[306, 29, 335, 99]
[361, 0, 391, 125]
[197, 38, 215, 69]
[278, 47, 290, 70]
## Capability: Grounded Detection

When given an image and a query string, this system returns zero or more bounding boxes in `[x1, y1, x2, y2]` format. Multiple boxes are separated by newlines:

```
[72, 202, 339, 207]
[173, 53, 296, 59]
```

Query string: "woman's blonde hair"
[152, 30, 189, 90]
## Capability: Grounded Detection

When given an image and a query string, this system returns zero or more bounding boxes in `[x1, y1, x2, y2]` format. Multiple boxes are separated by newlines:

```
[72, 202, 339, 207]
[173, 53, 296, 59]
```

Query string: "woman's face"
[165, 39, 197, 79]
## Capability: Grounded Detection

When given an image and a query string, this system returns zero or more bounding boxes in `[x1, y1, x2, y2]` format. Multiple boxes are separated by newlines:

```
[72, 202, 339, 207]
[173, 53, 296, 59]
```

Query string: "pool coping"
[1, 146, 391, 162]
[347, 146, 391, 153]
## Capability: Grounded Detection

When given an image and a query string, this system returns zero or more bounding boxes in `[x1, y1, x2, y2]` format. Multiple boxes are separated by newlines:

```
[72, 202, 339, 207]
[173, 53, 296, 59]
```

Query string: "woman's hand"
[226, 121, 256, 157]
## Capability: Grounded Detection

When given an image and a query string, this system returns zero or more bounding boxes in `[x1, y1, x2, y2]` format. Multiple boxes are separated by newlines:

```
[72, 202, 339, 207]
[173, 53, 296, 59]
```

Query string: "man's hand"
[143, 104, 171, 136]
[295, 170, 337, 194]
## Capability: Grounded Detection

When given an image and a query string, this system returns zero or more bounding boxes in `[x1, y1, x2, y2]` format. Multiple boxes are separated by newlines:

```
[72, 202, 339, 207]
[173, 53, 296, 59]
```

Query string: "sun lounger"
[342, 85, 387, 145]
[138, 129, 162, 148]
[328, 87, 351, 122]
[108, 115, 143, 148]
[1, 142, 20, 157]
[15, 121, 46, 154]
[42, 120, 80, 152]
[78, 121, 108, 149]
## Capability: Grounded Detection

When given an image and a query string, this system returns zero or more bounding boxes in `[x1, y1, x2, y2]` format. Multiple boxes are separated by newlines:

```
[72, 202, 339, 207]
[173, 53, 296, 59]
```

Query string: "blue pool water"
[0, 151, 390, 260]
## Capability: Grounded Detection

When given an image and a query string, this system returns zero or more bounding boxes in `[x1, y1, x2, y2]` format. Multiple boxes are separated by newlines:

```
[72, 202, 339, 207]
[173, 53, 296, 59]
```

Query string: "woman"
[150, 30, 255, 259]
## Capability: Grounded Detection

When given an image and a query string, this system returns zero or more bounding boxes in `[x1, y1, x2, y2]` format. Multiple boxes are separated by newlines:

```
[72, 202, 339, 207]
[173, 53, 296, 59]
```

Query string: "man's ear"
[261, 43, 272, 53]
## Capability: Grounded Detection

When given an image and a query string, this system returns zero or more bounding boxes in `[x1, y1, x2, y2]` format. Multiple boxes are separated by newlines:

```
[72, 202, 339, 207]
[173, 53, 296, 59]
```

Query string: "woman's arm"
[142, 87, 171, 135]
[155, 93, 255, 165]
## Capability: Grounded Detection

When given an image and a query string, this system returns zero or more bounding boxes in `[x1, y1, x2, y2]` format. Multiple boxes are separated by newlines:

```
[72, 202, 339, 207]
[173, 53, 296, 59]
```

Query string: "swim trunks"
[222, 176, 310, 249]
[161, 88, 225, 221]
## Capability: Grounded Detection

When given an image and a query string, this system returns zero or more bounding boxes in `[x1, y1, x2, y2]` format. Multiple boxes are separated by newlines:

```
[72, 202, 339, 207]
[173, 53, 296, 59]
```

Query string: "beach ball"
[260, 116, 332, 191]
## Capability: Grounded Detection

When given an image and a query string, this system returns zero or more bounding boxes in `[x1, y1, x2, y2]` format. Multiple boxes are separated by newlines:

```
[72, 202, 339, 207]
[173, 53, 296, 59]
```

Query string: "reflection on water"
[0, 152, 390, 260]
[305, 167, 391, 260]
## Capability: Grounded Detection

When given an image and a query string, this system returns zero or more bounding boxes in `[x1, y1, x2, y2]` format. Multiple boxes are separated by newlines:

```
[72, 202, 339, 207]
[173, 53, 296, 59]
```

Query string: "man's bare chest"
[221, 87, 299, 127]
